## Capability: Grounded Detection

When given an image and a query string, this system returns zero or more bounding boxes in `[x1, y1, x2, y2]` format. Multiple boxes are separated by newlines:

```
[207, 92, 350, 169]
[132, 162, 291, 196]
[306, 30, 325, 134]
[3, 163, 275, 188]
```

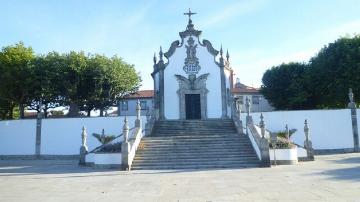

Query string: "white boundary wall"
[0, 116, 146, 156]
[0, 119, 37, 155]
[241, 109, 355, 150]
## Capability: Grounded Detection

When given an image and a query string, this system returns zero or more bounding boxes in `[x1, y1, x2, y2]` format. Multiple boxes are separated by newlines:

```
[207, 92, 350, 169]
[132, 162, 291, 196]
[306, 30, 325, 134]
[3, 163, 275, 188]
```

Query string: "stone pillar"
[245, 97, 253, 124]
[121, 117, 130, 170]
[35, 112, 42, 158]
[135, 99, 142, 128]
[303, 119, 314, 161]
[259, 113, 270, 167]
[348, 88, 359, 152]
[79, 126, 88, 165]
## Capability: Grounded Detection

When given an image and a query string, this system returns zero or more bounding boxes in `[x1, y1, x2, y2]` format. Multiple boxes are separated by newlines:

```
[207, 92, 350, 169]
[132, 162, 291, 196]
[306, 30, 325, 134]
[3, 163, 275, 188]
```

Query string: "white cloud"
[201, 0, 269, 28]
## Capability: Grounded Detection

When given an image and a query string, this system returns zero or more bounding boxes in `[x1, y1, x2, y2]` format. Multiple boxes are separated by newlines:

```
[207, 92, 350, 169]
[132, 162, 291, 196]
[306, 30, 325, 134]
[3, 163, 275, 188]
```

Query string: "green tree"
[0, 42, 35, 119]
[61, 51, 88, 117]
[261, 62, 312, 110]
[28, 52, 63, 117]
[81, 55, 141, 116]
[308, 35, 360, 108]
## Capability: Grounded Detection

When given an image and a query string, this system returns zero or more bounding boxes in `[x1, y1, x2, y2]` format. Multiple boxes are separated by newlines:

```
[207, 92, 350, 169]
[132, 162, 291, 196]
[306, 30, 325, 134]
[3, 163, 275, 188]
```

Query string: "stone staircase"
[131, 119, 260, 170]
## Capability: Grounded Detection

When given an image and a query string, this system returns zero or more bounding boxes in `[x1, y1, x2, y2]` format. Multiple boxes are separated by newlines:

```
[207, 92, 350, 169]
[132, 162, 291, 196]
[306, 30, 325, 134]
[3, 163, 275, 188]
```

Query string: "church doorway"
[185, 94, 201, 119]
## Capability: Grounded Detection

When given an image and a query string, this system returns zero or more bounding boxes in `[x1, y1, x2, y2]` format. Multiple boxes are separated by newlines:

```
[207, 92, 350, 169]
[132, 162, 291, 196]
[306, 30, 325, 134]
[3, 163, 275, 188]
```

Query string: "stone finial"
[245, 97, 251, 116]
[304, 119, 309, 141]
[220, 45, 223, 57]
[153, 52, 157, 64]
[159, 46, 163, 61]
[349, 88, 354, 103]
[81, 126, 87, 147]
[136, 99, 141, 118]
[135, 99, 142, 128]
[123, 116, 129, 142]
[259, 113, 265, 138]
[226, 49, 230, 61]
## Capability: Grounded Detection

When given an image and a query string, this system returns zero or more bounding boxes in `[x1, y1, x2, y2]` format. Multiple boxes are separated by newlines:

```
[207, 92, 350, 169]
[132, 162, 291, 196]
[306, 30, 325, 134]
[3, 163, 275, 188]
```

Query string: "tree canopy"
[261, 35, 360, 110]
[0, 42, 141, 119]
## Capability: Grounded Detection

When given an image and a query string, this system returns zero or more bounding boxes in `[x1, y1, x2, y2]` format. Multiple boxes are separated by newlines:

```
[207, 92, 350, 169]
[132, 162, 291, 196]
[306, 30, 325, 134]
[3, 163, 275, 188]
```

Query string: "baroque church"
[151, 9, 234, 120]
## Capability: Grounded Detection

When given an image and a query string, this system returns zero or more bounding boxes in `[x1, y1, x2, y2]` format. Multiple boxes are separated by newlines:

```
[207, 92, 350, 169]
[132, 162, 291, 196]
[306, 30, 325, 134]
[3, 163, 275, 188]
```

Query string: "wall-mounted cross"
[184, 8, 196, 19]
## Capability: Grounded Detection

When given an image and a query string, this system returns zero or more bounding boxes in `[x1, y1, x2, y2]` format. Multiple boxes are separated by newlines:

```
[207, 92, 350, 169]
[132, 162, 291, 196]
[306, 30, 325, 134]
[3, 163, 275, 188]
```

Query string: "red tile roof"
[125, 90, 154, 99]
[231, 87, 259, 93]
[231, 82, 260, 94]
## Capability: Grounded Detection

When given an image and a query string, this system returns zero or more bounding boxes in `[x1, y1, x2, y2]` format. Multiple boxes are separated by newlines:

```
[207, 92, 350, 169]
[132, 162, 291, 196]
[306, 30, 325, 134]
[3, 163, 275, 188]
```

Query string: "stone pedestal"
[304, 140, 314, 161]
[349, 104, 359, 152]
[79, 145, 88, 165]
[121, 142, 130, 170]
[260, 138, 271, 167]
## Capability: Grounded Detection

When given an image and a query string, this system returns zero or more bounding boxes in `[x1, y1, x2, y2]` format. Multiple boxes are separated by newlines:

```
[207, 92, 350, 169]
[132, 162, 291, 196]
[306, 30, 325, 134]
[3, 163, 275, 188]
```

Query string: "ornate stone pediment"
[175, 73, 209, 120]
[175, 73, 209, 90]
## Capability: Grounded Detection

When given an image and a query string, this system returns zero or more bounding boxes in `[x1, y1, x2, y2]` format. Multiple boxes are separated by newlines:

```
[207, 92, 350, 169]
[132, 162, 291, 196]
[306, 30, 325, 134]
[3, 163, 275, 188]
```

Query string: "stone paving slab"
[0, 153, 359, 202]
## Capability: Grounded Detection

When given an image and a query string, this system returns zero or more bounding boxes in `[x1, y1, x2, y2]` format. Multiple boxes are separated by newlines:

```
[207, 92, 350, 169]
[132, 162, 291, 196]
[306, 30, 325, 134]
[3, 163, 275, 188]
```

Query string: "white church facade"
[152, 10, 234, 120]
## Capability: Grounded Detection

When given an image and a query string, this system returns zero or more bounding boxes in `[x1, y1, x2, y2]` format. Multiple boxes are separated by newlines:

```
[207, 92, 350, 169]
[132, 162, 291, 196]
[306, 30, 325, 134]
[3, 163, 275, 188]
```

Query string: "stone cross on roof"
[184, 8, 196, 20]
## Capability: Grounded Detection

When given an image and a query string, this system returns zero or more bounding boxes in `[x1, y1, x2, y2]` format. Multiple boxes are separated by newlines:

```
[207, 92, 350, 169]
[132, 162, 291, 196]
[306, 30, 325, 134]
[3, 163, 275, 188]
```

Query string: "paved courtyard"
[0, 153, 359, 202]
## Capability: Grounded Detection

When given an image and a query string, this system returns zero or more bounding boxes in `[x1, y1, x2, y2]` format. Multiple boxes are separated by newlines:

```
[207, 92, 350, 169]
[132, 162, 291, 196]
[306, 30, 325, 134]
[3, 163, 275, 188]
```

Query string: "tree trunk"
[44, 105, 49, 118]
[67, 102, 79, 117]
[99, 108, 104, 117]
[19, 104, 25, 119]
[87, 109, 91, 117]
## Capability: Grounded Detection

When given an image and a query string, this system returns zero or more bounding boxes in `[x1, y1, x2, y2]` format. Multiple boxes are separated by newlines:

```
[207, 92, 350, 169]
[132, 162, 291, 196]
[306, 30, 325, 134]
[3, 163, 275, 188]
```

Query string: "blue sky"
[1, 0, 360, 89]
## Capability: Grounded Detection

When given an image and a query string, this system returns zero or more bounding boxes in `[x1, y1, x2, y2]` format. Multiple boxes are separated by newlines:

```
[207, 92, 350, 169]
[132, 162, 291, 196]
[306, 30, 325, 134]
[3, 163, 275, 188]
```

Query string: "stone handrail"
[127, 127, 144, 169]
[121, 100, 148, 170]
[247, 116, 271, 167]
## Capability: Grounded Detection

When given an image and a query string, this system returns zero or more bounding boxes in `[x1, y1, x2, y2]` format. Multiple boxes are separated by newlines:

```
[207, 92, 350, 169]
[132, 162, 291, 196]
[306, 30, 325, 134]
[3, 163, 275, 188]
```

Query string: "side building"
[118, 90, 154, 116]
[232, 78, 274, 113]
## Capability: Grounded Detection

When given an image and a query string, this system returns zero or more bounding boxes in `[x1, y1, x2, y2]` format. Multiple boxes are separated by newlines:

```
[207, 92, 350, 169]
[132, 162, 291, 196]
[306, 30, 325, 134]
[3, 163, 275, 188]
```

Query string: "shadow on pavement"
[311, 154, 360, 181]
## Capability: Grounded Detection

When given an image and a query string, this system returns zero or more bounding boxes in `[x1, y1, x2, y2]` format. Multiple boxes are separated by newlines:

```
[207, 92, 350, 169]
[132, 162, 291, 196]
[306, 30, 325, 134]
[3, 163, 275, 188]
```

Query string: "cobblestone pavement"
[0, 153, 359, 202]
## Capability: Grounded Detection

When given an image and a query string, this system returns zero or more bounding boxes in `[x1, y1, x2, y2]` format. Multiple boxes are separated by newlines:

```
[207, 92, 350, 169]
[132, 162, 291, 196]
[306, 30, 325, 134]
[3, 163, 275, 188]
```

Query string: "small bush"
[274, 128, 297, 139]
[269, 137, 296, 149]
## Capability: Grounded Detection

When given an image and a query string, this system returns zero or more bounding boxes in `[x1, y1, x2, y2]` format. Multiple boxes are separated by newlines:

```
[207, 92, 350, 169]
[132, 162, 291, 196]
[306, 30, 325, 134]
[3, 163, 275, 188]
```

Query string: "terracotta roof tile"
[125, 90, 154, 99]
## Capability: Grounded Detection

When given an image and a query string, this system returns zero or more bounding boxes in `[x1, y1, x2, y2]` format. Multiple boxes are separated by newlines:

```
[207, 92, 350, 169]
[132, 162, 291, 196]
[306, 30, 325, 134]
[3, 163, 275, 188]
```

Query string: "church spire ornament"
[153, 52, 157, 64]
[159, 46, 163, 62]
[226, 49, 230, 61]
[184, 8, 196, 31]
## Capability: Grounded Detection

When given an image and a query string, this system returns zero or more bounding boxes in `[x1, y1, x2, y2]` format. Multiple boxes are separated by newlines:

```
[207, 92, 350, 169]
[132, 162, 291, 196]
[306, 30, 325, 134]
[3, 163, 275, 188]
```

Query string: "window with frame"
[121, 101, 128, 111]
[252, 96, 260, 104]
[140, 100, 147, 109]
[238, 96, 244, 104]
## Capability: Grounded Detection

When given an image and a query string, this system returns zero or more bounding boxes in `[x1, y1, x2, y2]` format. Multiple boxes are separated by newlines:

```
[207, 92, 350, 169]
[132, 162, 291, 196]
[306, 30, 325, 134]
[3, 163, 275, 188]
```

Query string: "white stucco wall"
[241, 109, 355, 150]
[41, 116, 146, 155]
[163, 36, 222, 119]
[0, 116, 146, 156]
[0, 119, 36, 155]
[270, 148, 298, 161]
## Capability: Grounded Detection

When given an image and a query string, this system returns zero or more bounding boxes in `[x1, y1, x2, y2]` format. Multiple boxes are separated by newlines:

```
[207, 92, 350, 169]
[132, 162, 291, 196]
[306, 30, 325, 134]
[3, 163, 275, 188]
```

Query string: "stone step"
[131, 164, 259, 170]
[139, 144, 254, 148]
[130, 162, 258, 171]
[134, 156, 258, 161]
[132, 161, 260, 167]
[148, 134, 245, 138]
[131, 119, 260, 170]
[135, 149, 255, 155]
[138, 145, 254, 150]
